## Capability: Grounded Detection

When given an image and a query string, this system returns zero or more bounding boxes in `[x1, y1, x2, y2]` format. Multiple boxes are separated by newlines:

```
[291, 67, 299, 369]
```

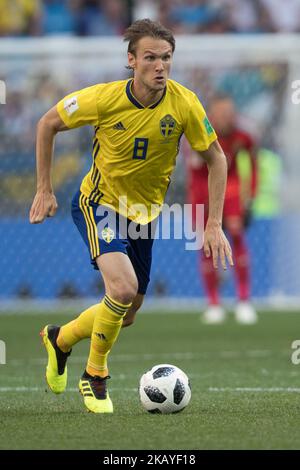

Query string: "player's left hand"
[203, 219, 234, 270]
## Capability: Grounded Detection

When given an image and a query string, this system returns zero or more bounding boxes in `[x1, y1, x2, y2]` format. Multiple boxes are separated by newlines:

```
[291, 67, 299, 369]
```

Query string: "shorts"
[71, 191, 156, 295]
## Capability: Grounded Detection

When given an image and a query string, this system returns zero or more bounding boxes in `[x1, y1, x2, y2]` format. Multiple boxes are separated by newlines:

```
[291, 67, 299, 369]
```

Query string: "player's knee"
[109, 278, 138, 305]
[113, 288, 137, 305]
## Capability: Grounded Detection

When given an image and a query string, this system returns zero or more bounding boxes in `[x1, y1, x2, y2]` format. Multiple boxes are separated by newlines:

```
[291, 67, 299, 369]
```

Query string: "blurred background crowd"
[0, 0, 300, 37]
[0, 0, 299, 304]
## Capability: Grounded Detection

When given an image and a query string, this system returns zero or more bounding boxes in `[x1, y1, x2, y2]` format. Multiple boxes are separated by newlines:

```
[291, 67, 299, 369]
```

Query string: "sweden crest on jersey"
[160, 114, 176, 137]
[101, 227, 115, 243]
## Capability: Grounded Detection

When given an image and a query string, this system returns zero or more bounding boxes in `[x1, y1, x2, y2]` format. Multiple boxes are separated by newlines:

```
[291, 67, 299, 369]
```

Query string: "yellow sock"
[86, 295, 132, 377]
[57, 304, 99, 352]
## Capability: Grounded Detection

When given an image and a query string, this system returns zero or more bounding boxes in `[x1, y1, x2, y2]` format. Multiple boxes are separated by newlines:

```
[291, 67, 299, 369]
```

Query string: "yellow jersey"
[57, 78, 217, 224]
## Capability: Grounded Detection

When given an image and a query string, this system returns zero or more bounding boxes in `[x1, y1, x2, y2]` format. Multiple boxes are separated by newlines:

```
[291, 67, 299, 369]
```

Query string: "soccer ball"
[139, 364, 191, 414]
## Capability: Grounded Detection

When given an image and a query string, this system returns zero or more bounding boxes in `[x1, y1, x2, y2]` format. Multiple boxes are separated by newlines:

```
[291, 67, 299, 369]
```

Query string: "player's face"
[209, 99, 236, 135]
[128, 37, 173, 92]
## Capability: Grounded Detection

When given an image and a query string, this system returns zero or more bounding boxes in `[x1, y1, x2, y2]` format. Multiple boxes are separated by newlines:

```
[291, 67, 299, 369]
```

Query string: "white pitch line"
[209, 387, 300, 393]
[8, 350, 275, 367]
[9, 352, 197, 366]
[0, 387, 137, 393]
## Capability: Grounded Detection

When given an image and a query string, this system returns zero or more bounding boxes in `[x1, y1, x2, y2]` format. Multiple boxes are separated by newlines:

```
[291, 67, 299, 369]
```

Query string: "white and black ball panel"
[139, 364, 191, 414]
[173, 378, 186, 405]
[152, 366, 175, 379]
[143, 385, 167, 403]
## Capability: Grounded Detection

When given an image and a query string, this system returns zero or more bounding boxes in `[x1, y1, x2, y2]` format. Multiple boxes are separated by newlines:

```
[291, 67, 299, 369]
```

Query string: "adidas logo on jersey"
[113, 121, 126, 131]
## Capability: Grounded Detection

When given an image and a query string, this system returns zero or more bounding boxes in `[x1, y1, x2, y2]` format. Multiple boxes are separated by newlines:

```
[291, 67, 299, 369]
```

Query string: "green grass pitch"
[0, 310, 300, 450]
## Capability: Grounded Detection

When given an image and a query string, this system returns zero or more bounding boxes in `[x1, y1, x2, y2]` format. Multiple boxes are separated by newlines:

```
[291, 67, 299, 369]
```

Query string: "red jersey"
[186, 128, 257, 204]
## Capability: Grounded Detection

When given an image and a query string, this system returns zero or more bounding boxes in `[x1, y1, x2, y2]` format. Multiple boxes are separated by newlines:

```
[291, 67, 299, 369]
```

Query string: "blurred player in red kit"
[186, 95, 258, 324]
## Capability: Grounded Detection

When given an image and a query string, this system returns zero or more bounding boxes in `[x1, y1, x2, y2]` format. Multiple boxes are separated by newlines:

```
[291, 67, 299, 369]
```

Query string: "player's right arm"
[30, 84, 100, 224]
[29, 106, 69, 224]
